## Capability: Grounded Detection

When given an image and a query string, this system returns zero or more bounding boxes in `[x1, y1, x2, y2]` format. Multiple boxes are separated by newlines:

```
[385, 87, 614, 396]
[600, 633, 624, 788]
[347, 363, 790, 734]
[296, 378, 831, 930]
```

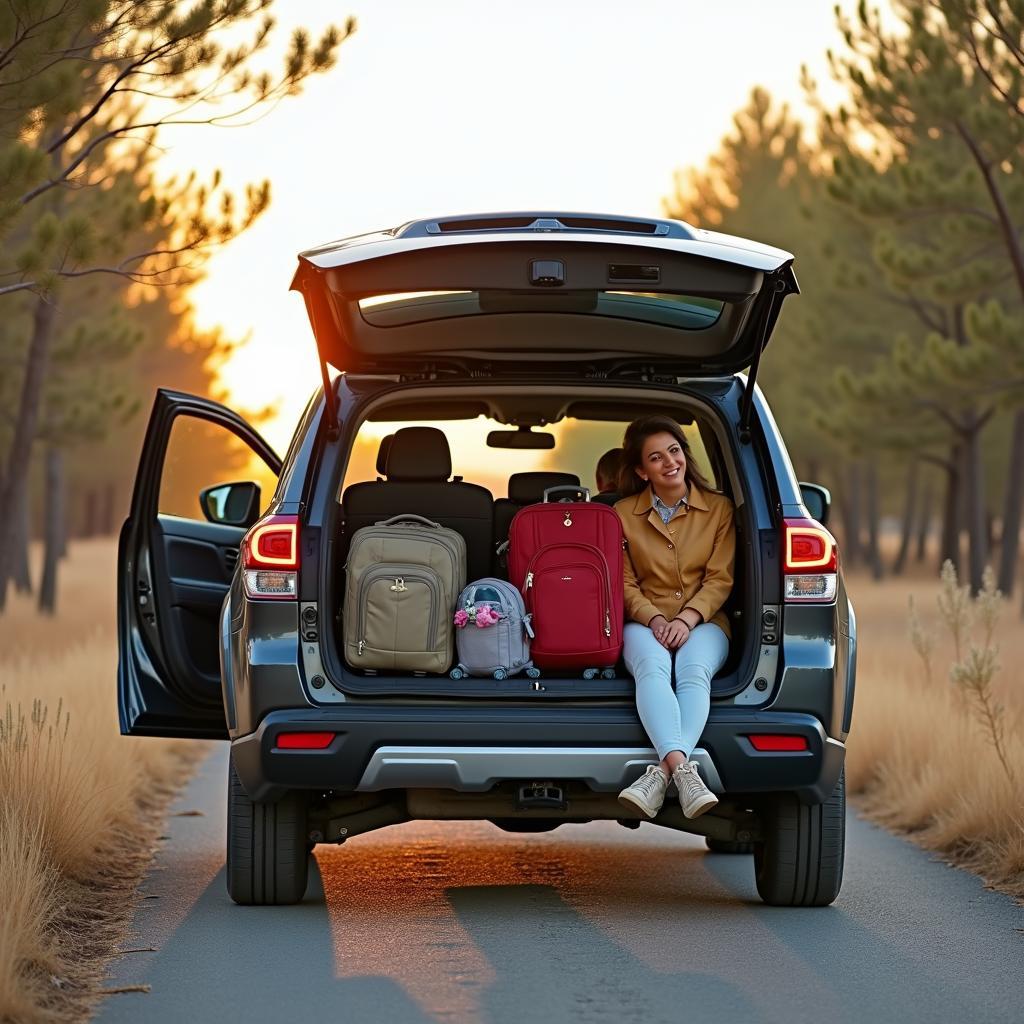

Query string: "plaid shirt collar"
[651, 490, 689, 524]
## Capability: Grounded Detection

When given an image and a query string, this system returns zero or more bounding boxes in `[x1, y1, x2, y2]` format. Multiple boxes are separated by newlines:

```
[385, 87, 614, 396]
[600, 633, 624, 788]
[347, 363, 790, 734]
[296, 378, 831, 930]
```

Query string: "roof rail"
[394, 212, 697, 240]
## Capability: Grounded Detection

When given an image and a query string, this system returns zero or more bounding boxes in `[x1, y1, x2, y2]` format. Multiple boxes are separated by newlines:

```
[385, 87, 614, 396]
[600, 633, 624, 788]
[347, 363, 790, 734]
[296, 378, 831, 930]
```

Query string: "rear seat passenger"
[492, 471, 580, 574]
[342, 426, 494, 580]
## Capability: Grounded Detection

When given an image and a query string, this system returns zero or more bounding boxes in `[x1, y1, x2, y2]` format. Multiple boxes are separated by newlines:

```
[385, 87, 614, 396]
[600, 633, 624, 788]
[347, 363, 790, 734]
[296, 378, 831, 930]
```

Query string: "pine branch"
[982, 0, 1024, 67]
[0, 0, 75, 76]
[0, 281, 39, 297]
[954, 117, 1024, 300]
[963, 20, 1024, 117]
[22, 76, 296, 207]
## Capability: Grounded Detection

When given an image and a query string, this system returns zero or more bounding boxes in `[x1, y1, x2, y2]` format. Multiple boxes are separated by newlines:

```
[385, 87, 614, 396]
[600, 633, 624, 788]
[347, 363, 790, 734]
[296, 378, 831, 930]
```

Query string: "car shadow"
[447, 883, 758, 1023]
[96, 858, 435, 1024]
[699, 817, 1019, 1023]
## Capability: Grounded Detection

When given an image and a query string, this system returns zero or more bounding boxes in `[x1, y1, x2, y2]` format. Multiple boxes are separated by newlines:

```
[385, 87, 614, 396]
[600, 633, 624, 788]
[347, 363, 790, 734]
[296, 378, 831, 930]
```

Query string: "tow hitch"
[516, 781, 567, 811]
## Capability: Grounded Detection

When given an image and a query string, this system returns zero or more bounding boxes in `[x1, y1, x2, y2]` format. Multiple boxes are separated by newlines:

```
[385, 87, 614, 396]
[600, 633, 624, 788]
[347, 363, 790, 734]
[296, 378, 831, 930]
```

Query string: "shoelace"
[634, 766, 666, 796]
[674, 762, 705, 796]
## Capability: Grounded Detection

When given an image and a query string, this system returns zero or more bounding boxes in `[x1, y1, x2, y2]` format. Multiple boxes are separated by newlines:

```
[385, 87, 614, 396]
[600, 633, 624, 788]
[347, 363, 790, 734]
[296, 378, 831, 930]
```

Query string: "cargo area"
[312, 381, 772, 705]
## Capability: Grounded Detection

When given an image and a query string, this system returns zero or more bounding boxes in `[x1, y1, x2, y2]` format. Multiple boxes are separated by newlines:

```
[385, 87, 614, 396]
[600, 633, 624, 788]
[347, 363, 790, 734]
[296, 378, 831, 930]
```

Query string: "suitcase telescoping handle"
[543, 485, 591, 503]
[376, 514, 442, 529]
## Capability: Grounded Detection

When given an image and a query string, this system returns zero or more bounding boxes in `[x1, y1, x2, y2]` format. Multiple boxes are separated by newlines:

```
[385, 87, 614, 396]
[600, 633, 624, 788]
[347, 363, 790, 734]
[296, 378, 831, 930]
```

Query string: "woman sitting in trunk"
[614, 415, 735, 820]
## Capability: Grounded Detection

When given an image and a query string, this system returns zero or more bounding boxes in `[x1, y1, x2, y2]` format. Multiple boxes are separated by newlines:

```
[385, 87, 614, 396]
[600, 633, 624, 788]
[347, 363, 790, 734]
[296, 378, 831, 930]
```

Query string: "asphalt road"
[97, 745, 1023, 1024]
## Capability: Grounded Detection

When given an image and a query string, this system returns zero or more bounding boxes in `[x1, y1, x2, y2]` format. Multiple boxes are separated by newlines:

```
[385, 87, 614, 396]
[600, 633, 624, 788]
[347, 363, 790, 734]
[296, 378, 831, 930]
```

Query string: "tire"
[753, 769, 845, 907]
[227, 758, 310, 906]
[706, 837, 755, 855]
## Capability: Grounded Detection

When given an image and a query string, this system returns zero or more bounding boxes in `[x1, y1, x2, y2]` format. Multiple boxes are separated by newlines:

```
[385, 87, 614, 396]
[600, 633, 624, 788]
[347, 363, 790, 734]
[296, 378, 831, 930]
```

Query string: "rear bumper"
[231, 705, 845, 805]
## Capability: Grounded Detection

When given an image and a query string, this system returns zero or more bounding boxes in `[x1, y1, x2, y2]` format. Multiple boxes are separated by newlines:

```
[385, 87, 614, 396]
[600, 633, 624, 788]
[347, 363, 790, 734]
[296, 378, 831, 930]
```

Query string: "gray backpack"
[450, 578, 540, 681]
[344, 514, 466, 673]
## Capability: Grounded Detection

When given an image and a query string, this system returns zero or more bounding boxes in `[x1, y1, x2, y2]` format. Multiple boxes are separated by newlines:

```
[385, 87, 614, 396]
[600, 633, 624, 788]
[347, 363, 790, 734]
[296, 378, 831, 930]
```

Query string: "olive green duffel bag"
[343, 514, 466, 673]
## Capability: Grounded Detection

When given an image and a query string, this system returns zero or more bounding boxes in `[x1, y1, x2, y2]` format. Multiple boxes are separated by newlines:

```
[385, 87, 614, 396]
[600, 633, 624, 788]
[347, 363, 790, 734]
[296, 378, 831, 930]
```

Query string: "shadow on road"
[99, 859, 434, 1024]
[449, 883, 757, 1023]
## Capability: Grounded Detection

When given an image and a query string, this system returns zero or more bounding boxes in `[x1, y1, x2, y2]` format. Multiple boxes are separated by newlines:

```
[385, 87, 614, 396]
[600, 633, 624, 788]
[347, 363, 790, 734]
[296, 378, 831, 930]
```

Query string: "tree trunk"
[0, 294, 58, 611]
[101, 482, 116, 535]
[997, 407, 1024, 597]
[840, 462, 863, 568]
[963, 421, 988, 594]
[38, 446, 65, 614]
[915, 478, 933, 563]
[865, 461, 884, 580]
[12, 488, 32, 594]
[892, 459, 919, 575]
[940, 446, 962, 574]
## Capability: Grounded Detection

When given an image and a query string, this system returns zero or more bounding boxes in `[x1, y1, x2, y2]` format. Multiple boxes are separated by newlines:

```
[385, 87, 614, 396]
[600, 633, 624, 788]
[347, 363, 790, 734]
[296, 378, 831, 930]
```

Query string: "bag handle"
[543, 485, 591, 503]
[375, 514, 442, 529]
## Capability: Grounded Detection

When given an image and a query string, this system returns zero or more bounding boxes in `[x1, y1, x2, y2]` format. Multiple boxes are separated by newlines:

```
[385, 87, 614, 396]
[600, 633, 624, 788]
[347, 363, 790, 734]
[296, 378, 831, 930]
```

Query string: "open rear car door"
[118, 389, 281, 738]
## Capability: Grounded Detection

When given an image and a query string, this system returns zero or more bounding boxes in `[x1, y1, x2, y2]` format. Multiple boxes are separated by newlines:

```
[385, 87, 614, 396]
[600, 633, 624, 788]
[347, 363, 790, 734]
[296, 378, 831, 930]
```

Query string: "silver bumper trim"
[355, 745, 724, 794]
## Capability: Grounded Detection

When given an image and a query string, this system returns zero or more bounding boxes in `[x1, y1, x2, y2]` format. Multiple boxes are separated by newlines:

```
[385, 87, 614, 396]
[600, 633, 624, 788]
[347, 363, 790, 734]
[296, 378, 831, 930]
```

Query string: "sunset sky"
[160, 1, 853, 452]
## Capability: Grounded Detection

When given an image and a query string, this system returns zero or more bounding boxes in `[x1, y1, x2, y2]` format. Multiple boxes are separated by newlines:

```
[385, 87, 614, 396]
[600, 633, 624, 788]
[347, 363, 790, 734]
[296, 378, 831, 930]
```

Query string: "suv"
[118, 211, 855, 909]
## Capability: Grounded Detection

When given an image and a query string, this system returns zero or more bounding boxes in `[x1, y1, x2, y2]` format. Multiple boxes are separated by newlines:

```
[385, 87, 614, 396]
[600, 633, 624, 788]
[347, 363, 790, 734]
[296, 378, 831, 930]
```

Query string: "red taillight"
[783, 518, 837, 572]
[242, 515, 299, 570]
[748, 734, 809, 752]
[782, 517, 838, 603]
[275, 732, 335, 750]
[241, 514, 299, 599]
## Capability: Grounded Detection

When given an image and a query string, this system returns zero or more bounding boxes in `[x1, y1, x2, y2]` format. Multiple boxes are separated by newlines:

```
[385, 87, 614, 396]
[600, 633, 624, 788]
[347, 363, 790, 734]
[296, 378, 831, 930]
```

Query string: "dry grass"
[846, 565, 1024, 899]
[0, 539, 201, 1024]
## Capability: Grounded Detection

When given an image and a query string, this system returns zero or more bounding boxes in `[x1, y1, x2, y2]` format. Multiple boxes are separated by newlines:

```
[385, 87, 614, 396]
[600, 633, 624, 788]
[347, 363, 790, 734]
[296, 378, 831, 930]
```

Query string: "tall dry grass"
[846, 563, 1024, 899]
[0, 539, 201, 1023]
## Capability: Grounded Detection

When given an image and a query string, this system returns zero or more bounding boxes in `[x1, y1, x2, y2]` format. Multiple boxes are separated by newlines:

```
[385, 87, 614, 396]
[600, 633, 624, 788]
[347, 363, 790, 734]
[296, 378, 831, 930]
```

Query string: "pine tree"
[812, 0, 1024, 592]
[0, 1, 354, 608]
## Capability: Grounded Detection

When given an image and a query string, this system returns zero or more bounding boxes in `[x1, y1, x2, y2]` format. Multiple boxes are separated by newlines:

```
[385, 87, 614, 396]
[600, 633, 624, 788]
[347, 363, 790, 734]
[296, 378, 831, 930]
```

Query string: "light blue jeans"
[623, 621, 729, 760]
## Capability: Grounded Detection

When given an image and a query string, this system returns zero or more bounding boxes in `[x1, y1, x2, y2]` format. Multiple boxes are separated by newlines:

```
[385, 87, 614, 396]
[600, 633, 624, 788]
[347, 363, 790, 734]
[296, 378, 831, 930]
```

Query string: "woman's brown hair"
[616, 415, 717, 499]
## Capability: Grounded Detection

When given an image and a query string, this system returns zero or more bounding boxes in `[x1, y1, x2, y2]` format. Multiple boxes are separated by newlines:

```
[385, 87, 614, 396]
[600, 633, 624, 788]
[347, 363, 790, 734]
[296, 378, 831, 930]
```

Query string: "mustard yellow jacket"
[614, 482, 736, 638]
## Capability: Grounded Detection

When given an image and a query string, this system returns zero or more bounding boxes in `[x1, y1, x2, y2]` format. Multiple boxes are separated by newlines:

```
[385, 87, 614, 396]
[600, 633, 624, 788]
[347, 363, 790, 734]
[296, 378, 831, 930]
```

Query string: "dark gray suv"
[118, 211, 855, 908]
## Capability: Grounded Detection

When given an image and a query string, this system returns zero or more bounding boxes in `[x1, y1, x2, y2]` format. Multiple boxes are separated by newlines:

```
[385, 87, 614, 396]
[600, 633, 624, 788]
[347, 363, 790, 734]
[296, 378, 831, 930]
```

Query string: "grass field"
[0, 540, 201, 1023]
[0, 540, 1021, 1020]
[844, 565, 1024, 899]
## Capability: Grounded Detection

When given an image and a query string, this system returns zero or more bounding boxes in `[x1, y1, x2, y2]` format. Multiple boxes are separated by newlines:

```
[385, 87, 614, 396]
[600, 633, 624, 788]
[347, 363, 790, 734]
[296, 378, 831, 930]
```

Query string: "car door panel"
[118, 389, 281, 739]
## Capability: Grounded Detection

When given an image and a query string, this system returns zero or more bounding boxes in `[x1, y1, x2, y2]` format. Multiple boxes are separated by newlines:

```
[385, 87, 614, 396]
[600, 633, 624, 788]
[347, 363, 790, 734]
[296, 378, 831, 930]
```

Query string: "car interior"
[326, 386, 756, 695]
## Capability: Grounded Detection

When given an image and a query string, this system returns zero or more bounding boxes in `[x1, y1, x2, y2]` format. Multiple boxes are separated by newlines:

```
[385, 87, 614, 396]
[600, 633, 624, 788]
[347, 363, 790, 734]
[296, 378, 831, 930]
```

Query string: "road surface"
[98, 745, 1023, 1023]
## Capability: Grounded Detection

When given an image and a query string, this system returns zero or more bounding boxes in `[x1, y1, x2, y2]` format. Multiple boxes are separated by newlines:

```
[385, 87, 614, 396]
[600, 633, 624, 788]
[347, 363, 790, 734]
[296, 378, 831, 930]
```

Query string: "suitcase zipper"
[356, 564, 442, 656]
[523, 544, 614, 630]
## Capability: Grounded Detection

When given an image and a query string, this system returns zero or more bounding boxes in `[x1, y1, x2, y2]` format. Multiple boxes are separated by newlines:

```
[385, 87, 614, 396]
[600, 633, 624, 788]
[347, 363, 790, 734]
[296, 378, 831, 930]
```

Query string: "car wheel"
[227, 757, 310, 905]
[706, 837, 755, 855]
[753, 769, 845, 907]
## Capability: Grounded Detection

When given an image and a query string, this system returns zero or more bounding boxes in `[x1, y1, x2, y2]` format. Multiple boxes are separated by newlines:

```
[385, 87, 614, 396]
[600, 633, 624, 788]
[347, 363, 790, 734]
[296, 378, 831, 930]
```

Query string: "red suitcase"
[508, 487, 624, 675]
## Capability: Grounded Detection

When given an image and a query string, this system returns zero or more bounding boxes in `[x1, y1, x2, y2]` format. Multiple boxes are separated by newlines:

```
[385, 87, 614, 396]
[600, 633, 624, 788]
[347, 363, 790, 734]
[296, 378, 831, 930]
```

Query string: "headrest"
[376, 434, 394, 476]
[508, 471, 580, 505]
[385, 427, 452, 482]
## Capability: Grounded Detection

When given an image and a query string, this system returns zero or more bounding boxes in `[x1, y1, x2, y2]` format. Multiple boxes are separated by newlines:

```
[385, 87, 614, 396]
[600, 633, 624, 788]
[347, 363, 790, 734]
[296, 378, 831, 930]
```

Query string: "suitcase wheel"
[493, 668, 508, 681]
[582, 668, 599, 680]
[526, 667, 541, 679]
[601, 668, 616, 680]
[449, 667, 466, 680]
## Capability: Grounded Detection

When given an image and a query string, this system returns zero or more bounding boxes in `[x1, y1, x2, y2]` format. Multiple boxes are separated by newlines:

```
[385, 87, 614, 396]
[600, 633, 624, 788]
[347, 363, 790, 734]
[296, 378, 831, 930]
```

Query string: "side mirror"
[799, 482, 831, 528]
[199, 481, 261, 528]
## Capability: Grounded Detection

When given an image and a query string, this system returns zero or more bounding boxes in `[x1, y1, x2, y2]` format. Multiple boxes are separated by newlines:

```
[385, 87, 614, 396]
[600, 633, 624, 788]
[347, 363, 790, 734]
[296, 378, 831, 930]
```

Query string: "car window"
[341, 414, 715, 498]
[158, 415, 278, 520]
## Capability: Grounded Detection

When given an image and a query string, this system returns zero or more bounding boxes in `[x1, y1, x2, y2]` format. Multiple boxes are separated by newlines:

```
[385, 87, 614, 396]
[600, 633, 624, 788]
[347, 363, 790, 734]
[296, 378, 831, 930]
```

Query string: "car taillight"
[241, 514, 299, 600]
[782, 517, 837, 603]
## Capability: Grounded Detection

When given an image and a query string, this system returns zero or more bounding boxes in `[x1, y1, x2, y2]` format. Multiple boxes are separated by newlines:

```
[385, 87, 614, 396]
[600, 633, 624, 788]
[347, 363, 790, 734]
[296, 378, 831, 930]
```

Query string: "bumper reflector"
[748, 734, 809, 752]
[275, 732, 335, 750]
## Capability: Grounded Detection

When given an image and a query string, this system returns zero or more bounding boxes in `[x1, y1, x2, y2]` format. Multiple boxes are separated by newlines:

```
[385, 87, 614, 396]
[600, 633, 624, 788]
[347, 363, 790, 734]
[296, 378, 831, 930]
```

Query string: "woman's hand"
[650, 615, 690, 650]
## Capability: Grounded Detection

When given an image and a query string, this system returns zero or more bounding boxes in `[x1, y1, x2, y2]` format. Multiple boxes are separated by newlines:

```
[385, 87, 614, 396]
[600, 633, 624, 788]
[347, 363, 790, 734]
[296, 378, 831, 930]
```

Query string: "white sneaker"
[673, 761, 718, 818]
[618, 765, 668, 818]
